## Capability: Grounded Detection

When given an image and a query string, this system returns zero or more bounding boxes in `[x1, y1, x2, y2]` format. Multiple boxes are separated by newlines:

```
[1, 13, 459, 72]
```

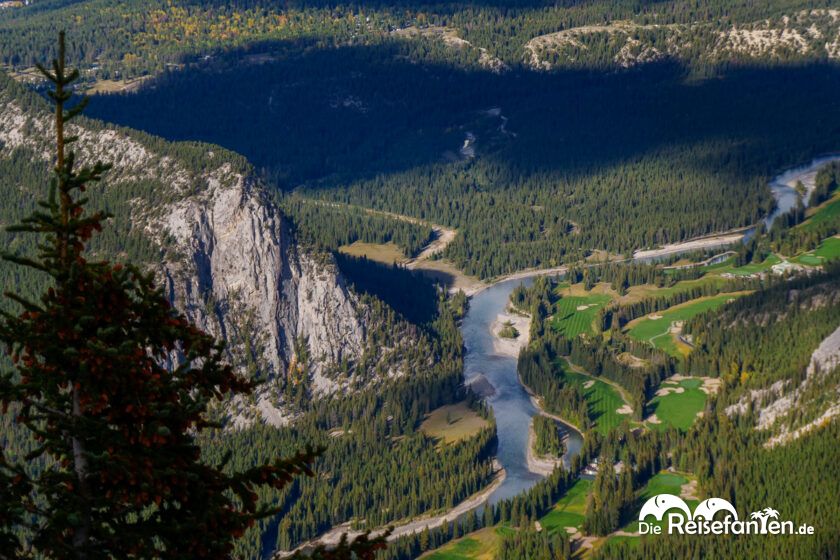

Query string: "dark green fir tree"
[0, 33, 384, 560]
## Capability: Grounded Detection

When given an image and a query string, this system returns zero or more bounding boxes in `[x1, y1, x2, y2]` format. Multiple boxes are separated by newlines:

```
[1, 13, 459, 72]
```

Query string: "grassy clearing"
[815, 239, 839, 260]
[338, 241, 407, 265]
[85, 76, 152, 95]
[556, 361, 628, 435]
[539, 479, 591, 532]
[600, 535, 642, 552]
[800, 195, 840, 231]
[640, 472, 688, 499]
[420, 402, 489, 445]
[625, 293, 745, 357]
[411, 258, 486, 295]
[647, 378, 706, 431]
[624, 255, 778, 304]
[791, 237, 840, 266]
[621, 275, 729, 304]
[618, 471, 699, 534]
[550, 285, 614, 337]
[421, 527, 503, 560]
[711, 254, 781, 276]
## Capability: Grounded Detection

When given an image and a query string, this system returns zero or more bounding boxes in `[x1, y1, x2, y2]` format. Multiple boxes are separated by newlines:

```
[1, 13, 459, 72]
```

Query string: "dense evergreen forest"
[0, 70, 496, 559]
[4, 2, 836, 278]
[1, 0, 834, 79]
[2, 2, 840, 559]
[597, 406, 840, 559]
[86, 44, 840, 276]
[532, 415, 564, 458]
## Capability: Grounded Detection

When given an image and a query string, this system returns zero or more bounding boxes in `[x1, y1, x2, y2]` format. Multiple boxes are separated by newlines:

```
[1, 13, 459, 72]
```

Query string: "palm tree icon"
[750, 508, 780, 533]
[763, 507, 780, 519]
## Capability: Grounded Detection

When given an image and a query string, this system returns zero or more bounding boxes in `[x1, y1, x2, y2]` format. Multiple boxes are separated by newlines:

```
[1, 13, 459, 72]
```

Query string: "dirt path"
[298, 199, 487, 293]
[632, 228, 751, 261]
[411, 225, 457, 261]
[299, 199, 769, 297]
[300, 199, 457, 255]
[274, 463, 506, 558]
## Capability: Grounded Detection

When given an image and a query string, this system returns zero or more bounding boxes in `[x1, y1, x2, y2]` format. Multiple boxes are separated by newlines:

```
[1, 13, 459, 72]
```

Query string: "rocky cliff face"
[150, 164, 365, 380]
[0, 90, 403, 426]
[147, 164, 372, 426]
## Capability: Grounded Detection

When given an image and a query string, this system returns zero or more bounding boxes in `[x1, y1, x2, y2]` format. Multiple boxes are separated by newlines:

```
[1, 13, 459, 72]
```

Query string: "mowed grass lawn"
[421, 527, 507, 560]
[419, 402, 489, 445]
[550, 292, 613, 337]
[556, 362, 628, 435]
[540, 479, 591, 532]
[619, 471, 699, 534]
[800, 195, 840, 231]
[338, 241, 406, 264]
[647, 378, 706, 431]
[711, 254, 781, 276]
[625, 293, 745, 357]
[791, 237, 840, 266]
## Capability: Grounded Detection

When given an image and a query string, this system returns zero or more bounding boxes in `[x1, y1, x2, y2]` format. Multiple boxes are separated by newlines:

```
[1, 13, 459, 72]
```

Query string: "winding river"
[459, 155, 840, 506]
[461, 276, 583, 505]
[765, 154, 840, 229]
[276, 156, 840, 556]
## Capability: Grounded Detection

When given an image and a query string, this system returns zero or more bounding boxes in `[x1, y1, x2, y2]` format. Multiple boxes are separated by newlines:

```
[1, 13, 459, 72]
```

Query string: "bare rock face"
[154, 166, 365, 383]
[151, 167, 373, 426]
[0, 95, 381, 426]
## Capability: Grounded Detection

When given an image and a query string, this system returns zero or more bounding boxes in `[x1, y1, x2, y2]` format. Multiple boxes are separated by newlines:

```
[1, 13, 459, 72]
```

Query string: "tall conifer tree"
[0, 34, 383, 560]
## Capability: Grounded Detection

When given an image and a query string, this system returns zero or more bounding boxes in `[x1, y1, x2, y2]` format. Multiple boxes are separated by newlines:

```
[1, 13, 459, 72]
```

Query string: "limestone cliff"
[0, 86, 407, 426]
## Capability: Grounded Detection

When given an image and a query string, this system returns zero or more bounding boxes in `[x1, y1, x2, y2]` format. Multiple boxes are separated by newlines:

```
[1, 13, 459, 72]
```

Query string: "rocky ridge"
[0, 88, 412, 427]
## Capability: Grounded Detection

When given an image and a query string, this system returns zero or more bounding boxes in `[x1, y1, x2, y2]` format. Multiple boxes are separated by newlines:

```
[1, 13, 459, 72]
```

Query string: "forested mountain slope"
[1, 0, 837, 80]
[0, 69, 502, 559]
[525, 9, 840, 70]
[685, 269, 840, 445]
[0, 70, 426, 425]
[88, 47, 840, 278]
[5, 1, 840, 280]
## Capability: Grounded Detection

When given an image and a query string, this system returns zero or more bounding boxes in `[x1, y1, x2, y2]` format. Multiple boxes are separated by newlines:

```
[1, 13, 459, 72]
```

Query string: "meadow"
[709, 254, 782, 276]
[419, 402, 489, 445]
[791, 236, 840, 266]
[800, 196, 840, 231]
[421, 527, 508, 560]
[616, 471, 699, 534]
[338, 241, 407, 265]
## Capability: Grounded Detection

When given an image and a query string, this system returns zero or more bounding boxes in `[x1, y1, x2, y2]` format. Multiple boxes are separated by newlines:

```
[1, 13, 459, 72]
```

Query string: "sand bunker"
[649, 314, 663, 320]
[583, 380, 595, 389]
[669, 374, 723, 395]
[700, 378, 722, 395]
[616, 404, 634, 415]
[576, 304, 591, 311]
[680, 478, 700, 501]
[647, 414, 662, 424]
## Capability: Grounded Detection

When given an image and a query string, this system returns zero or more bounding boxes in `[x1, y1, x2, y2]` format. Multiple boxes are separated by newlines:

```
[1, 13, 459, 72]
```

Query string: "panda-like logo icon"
[693, 497, 739, 520]
[638, 494, 693, 521]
